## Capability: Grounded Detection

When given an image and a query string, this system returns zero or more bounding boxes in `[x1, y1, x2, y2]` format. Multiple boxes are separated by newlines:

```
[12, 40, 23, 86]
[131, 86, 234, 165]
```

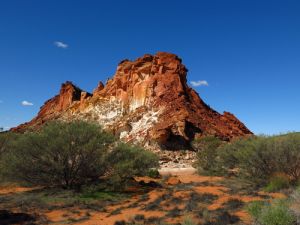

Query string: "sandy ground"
[159, 166, 197, 176]
[0, 167, 286, 225]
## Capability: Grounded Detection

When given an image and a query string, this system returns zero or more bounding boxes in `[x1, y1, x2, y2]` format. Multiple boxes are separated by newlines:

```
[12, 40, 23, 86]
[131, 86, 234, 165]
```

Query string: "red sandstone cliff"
[12, 52, 252, 149]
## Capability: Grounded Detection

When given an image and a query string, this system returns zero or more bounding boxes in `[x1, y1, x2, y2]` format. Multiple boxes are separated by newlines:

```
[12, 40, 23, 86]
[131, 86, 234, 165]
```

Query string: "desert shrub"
[0, 132, 7, 157]
[275, 133, 300, 182]
[217, 137, 256, 172]
[194, 136, 223, 175]
[247, 200, 296, 225]
[147, 169, 160, 178]
[258, 200, 295, 225]
[0, 132, 16, 158]
[290, 187, 300, 223]
[208, 133, 300, 185]
[224, 136, 278, 182]
[1, 121, 114, 188]
[264, 174, 290, 192]
[182, 216, 196, 225]
[247, 201, 265, 220]
[0, 132, 19, 183]
[107, 143, 159, 190]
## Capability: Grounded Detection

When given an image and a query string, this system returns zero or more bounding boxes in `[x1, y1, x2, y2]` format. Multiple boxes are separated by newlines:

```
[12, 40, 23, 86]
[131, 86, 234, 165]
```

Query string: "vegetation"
[182, 216, 196, 225]
[247, 201, 265, 220]
[247, 200, 296, 225]
[0, 132, 18, 182]
[147, 168, 160, 178]
[193, 136, 223, 175]
[107, 143, 159, 190]
[0, 131, 15, 157]
[264, 174, 290, 192]
[195, 133, 300, 225]
[1, 121, 114, 188]
[0, 121, 159, 190]
[2, 122, 300, 224]
[195, 133, 300, 187]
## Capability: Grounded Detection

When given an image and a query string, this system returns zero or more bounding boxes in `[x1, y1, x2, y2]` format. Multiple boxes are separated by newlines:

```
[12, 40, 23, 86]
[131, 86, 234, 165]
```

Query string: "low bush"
[182, 216, 196, 225]
[0, 132, 19, 160]
[0, 132, 18, 182]
[264, 174, 290, 192]
[107, 143, 159, 190]
[247, 200, 296, 225]
[247, 201, 265, 220]
[194, 136, 223, 175]
[1, 121, 160, 191]
[220, 136, 278, 182]
[1, 121, 115, 188]
[196, 133, 300, 186]
[147, 169, 160, 178]
[290, 187, 300, 223]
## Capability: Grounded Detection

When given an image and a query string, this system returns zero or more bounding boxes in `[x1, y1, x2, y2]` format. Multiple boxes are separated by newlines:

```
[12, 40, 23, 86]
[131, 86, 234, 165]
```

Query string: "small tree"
[2, 121, 114, 188]
[276, 133, 300, 182]
[0, 131, 18, 161]
[107, 143, 159, 190]
[194, 136, 223, 175]
[0, 132, 17, 182]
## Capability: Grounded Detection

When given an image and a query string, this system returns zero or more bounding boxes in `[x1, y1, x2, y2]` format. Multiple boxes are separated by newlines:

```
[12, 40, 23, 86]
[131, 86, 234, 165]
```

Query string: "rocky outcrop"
[12, 52, 252, 149]
[11, 82, 91, 131]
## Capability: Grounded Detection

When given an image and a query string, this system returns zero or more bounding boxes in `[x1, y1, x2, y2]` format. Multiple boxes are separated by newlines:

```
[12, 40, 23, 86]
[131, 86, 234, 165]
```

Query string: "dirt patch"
[0, 186, 36, 195]
[0, 168, 286, 225]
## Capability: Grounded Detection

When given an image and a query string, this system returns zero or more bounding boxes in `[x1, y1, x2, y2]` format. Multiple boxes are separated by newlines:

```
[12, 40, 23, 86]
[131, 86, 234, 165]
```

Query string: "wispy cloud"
[54, 41, 68, 49]
[21, 100, 34, 106]
[190, 80, 209, 87]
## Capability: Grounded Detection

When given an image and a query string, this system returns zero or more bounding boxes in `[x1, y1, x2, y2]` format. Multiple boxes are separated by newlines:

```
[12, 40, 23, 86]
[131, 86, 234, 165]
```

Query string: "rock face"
[12, 52, 252, 149]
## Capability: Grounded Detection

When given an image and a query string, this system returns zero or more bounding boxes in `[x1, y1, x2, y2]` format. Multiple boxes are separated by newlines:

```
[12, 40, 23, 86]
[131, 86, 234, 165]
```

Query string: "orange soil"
[0, 169, 286, 225]
[0, 186, 36, 195]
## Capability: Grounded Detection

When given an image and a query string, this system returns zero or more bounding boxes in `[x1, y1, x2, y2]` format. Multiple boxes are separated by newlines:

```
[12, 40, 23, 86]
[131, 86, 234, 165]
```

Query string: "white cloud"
[54, 41, 68, 49]
[190, 80, 209, 87]
[21, 100, 34, 106]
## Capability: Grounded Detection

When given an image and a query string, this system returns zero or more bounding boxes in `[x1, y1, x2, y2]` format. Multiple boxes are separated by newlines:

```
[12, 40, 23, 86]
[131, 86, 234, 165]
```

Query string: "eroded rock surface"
[12, 52, 252, 149]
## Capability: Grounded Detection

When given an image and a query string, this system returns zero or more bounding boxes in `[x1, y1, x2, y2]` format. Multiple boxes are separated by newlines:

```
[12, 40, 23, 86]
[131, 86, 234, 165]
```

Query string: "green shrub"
[259, 200, 295, 225]
[264, 174, 290, 192]
[182, 216, 196, 225]
[290, 186, 300, 220]
[247, 201, 265, 219]
[247, 200, 296, 225]
[147, 169, 160, 178]
[0, 132, 16, 158]
[0, 132, 18, 183]
[204, 133, 300, 185]
[229, 136, 278, 182]
[275, 133, 300, 182]
[194, 136, 223, 175]
[107, 143, 159, 190]
[1, 121, 114, 188]
[216, 138, 246, 171]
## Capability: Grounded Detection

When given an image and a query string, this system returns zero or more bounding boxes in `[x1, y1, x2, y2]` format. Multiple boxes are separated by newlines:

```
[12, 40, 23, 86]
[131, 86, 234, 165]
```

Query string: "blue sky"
[0, 0, 299, 134]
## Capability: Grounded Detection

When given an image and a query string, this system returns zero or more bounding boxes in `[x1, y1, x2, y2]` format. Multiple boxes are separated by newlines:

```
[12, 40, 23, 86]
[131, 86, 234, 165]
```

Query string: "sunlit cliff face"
[12, 52, 252, 149]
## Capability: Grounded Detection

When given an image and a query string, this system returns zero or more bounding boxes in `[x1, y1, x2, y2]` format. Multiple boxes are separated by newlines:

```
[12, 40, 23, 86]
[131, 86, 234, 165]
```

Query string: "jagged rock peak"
[12, 52, 252, 149]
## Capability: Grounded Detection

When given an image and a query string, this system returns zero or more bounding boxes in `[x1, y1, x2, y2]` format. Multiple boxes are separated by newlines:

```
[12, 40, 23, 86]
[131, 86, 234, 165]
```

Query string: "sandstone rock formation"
[12, 52, 252, 149]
